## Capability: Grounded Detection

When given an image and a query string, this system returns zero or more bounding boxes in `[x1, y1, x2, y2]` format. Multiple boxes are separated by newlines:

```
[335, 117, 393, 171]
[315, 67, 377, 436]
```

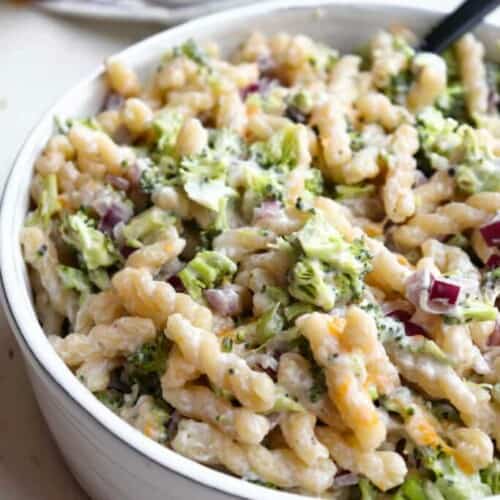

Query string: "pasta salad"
[21, 28, 500, 498]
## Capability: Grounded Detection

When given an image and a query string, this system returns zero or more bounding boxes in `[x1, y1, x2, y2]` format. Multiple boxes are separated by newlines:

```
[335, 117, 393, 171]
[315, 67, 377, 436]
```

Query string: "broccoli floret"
[26, 174, 61, 227]
[250, 123, 307, 170]
[481, 458, 500, 493]
[152, 109, 184, 156]
[180, 151, 236, 211]
[383, 70, 413, 106]
[88, 268, 111, 290]
[57, 265, 92, 297]
[284, 302, 315, 322]
[303, 168, 324, 197]
[125, 335, 168, 397]
[288, 89, 314, 115]
[179, 250, 237, 300]
[94, 388, 124, 412]
[121, 207, 175, 248]
[393, 477, 427, 500]
[423, 450, 491, 500]
[61, 211, 118, 270]
[139, 160, 178, 194]
[288, 258, 336, 311]
[209, 128, 246, 157]
[294, 214, 371, 276]
[255, 303, 285, 344]
[436, 82, 468, 122]
[358, 478, 379, 500]
[335, 183, 375, 200]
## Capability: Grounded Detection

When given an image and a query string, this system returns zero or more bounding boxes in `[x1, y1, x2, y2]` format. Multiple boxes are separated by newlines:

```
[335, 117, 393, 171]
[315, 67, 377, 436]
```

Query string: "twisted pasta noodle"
[342, 306, 400, 393]
[51, 316, 156, 366]
[126, 227, 186, 273]
[316, 427, 407, 492]
[68, 123, 135, 177]
[122, 97, 153, 136]
[162, 385, 270, 445]
[175, 117, 208, 157]
[165, 314, 276, 412]
[356, 92, 408, 131]
[213, 227, 276, 262]
[393, 195, 498, 250]
[382, 124, 419, 222]
[327, 55, 362, 110]
[75, 289, 126, 334]
[414, 171, 455, 214]
[456, 34, 488, 116]
[280, 412, 329, 465]
[152, 186, 192, 219]
[387, 344, 493, 429]
[472, 227, 494, 264]
[421, 239, 479, 278]
[448, 427, 494, 473]
[106, 58, 141, 97]
[120, 395, 167, 442]
[21, 226, 78, 322]
[112, 267, 176, 329]
[216, 91, 247, 135]
[407, 53, 447, 112]
[75, 356, 119, 392]
[277, 353, 346, 429]
[311, 99, 352, 182]
[297, 312, 386, 450]
[155, 56, 199, 92]
[172, 419, 336, 494]
[370, 31, 410, 89]
[161, 345, 200, 389]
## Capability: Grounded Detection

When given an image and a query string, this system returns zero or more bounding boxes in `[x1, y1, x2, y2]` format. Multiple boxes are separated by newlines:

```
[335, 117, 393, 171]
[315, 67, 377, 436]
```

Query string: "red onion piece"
[99, 203, 132, 236]
[119, 245, 135, 259]
[240, 77, 274, 101]
[253, 200, 282, 221]
[167, 275, 185, 293]
[387, 310, 412, 323]
[429, 278, 460, 306]
[334, 473, 360, 488]
[204, 286, 243, 317]
[487, 254, 500, 269]
[285, 105, 308, 124]
[386, 310, 429, 337]
[102, 92, 124, 111]
[480, 218, 500, 247]
[257, 55, 277, 77]
[488, 322, 500, 346]
[406, 270, 461, 315]
[105, 174, 130, 192]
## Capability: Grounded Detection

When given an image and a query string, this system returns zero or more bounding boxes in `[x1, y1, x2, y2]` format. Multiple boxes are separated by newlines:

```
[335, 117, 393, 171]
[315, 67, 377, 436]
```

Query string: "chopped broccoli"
[335, 183, 375, 200]
[88, 268, 111, 290]
[139, 160, 178, 194]
[121, 207, 175, 248]
[481, 458, 500, 493]
[180, 151, 236, 211]
[358, 478, 379, 500]
[250, 123, 307, 170]
[284, 302, 315, 322]
[423, 449, 491, 500]
[39, 174, 61, 225]
[288, 258, 336, 311]
[303, 168, 324, 197]
[256, 303, 285, 344]
[179, 250, 237, 300]
[393, 477, 427, 500]
[125, 335, 169, 398]
[383, 70, 413, 105]
[436, 82, 468, 122]
[294, 214, 371, 276]
[209, 128, 246, 157]
[94, 388, 124, 412]
[152, 109, 184, 156]
[61, 211, 118, 270]
[288, 90, 313, 115]
[57, 265, 92, 297]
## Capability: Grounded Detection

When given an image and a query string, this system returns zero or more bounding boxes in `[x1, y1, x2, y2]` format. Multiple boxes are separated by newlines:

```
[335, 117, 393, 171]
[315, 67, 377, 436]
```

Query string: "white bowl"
[2, 2, 500, 499]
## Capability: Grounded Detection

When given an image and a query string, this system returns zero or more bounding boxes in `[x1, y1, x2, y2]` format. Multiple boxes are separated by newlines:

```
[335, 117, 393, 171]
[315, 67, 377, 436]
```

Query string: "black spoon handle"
[420, 0, 500, 53]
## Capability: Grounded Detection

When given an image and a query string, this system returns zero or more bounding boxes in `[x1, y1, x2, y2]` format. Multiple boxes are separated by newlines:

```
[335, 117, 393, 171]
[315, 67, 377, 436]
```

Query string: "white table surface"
[0, 1, 499, 499]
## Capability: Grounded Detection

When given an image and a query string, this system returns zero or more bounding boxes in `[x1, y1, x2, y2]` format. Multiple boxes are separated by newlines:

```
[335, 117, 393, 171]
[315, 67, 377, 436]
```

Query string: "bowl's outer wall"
[4, 2, 500, 500]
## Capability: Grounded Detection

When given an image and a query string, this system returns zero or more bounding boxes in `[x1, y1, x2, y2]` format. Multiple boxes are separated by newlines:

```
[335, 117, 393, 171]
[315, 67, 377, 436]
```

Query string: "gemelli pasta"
[21, 28, 500, 498]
